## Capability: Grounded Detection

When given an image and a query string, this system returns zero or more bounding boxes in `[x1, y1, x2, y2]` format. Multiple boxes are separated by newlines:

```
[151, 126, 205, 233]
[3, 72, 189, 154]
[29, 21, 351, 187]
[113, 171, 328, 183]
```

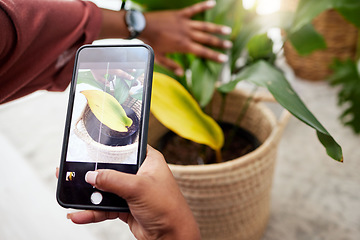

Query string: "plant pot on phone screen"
[74, 101, 142, 164]
[83, 105, 139, 146]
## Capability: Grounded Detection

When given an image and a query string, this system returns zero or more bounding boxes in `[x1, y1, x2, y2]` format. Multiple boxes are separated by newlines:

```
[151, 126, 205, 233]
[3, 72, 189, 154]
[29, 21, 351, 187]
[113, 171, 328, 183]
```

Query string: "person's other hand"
[140, 0, 232, 76]
[65, 146, 201, 240]
[90, 69, 134, 84]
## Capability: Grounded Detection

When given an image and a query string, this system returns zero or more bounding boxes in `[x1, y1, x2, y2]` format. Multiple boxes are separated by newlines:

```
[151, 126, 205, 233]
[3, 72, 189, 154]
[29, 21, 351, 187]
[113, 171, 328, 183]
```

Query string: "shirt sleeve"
[0, 0, 102, 104]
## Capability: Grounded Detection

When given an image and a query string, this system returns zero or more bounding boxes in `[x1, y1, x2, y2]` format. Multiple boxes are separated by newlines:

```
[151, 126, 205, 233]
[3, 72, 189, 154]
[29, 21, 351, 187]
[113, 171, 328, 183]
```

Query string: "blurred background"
[0, 0, 359, 239]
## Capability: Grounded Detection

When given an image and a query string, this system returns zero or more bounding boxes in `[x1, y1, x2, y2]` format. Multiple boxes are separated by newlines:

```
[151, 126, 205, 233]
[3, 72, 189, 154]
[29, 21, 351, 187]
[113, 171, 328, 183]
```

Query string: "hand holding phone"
[57, 44, 154, 211]
[66, 146, 201, 240]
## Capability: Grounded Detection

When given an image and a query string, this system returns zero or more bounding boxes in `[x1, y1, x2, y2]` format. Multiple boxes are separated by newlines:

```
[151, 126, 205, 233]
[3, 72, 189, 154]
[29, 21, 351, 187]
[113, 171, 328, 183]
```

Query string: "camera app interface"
[61, 46, 149, 206]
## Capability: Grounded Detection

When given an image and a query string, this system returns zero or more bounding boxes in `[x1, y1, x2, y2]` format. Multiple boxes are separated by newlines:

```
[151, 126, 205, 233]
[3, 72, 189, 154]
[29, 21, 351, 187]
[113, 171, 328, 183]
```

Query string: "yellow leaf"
[151, 72, 224, 150]
[81, 90, 132, 132]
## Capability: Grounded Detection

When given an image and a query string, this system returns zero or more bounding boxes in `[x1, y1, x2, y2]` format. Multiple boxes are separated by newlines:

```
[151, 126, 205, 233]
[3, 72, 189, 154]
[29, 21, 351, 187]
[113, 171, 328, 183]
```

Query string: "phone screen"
[57, 45, 153, 211]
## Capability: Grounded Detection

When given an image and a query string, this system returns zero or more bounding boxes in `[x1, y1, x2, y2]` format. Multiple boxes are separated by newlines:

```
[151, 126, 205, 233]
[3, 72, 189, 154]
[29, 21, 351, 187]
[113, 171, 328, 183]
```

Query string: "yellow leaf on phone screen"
[81, 90, 132, 132]
[151, 72, 224, 150]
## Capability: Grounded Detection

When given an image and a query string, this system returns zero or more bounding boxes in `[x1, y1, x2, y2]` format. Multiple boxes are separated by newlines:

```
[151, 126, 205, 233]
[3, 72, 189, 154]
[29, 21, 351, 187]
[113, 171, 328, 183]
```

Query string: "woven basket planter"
[284, 9, 358, 81]
[148, 89, 289, 240]
[74, 99, 142, 164]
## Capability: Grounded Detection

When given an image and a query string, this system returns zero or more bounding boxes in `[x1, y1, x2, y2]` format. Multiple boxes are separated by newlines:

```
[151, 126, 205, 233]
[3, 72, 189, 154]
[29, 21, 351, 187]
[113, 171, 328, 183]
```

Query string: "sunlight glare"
[243, 0, 281, 15]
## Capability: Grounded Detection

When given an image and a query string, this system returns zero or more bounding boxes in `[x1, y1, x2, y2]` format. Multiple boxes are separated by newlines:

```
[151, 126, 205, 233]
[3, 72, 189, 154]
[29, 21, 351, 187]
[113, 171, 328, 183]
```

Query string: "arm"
[0, 0, 102, 103]
[0, 0, 231, 104]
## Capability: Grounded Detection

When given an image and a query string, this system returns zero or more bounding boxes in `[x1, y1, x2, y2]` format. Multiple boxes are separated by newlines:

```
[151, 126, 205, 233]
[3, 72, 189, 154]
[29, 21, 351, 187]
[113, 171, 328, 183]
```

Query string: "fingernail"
[223, 40, 233, 48]
[85, 171, 98, 185]
[218, 54, 228, 62]
[221, 26, 232, 35]
[66, 210, 75, 219]
[206, 0, 216, 7]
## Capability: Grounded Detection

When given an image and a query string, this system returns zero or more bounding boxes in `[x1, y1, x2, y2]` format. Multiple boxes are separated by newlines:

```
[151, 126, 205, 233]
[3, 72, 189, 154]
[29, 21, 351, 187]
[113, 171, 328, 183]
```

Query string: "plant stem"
[224, 86, 258, 150]
[218, 93, 227, 122]
[215, 149, 222, 163]
[235, 86, 258, 126]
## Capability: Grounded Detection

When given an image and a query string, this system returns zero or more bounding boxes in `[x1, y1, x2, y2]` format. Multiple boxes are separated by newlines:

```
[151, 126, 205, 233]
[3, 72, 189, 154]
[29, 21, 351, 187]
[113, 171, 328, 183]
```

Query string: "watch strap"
[125, 9, 145, 39]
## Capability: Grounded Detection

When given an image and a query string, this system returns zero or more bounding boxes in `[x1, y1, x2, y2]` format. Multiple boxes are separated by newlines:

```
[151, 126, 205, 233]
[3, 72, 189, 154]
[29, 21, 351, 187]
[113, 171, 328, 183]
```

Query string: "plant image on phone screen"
[57, 45, 153, 211]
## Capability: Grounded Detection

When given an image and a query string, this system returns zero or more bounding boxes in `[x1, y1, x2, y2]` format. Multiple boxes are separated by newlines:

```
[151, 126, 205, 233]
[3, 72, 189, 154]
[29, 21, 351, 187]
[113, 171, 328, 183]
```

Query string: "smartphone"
[57, 44, 154, 211]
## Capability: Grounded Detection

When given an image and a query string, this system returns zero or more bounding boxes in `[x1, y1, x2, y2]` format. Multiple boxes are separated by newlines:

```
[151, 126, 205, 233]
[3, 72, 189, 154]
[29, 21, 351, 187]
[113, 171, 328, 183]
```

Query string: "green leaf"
[81, 90, 132, 132]
[290, 0, 332, 33]
[191, 58, 219, 107]
[217, 64, 256, 93]
[113, 77, 130, 104]
[221, 60, 343, 161]
[328, 59, 360, 133]
[151, 72, 224, 150]
[286, 0, 360, 55]
[130, 69, 145, 80]
[333, 0, 360, 28]
[231, 12, 293, 70]
[154, 63, 188, 91]
[154, 64, 179, 80]
[205, 0, 245, 38]
[246, 33, 275, 61]
[130, 87, 143, 101]
[77, 70, 104, 89]
[288, 23, 327, 56]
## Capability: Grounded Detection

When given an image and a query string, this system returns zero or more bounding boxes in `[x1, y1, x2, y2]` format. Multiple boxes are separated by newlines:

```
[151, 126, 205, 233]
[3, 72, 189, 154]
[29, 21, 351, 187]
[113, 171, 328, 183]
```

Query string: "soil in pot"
[156, 122, 260, 165]
[83, 106, 139, 146]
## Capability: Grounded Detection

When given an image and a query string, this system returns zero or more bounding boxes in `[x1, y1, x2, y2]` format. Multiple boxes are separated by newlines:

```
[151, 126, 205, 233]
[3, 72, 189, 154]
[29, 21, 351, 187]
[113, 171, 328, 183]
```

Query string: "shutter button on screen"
[91, 191, 103, 205]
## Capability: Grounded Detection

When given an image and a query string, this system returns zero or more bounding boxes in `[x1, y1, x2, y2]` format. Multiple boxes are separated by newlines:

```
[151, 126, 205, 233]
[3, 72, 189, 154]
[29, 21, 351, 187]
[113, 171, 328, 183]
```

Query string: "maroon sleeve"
[0, 0, 102, 103]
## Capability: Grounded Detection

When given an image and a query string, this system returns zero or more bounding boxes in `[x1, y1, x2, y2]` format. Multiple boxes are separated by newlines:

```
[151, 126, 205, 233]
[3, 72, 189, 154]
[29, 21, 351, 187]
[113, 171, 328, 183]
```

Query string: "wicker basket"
[283, 7, 358, 81]
[148, 90, 289, 240]
[74, 98, 142, 164]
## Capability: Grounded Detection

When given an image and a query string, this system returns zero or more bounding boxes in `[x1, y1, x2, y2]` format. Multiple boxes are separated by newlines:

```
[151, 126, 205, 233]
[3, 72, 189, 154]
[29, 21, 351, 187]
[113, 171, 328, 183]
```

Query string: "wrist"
[160, 209, 201, 240]
[98, 9, 129, 39]
[124, 9, 146, 39]
[137, 12, 157, 43]
[162, 224, 201, 240]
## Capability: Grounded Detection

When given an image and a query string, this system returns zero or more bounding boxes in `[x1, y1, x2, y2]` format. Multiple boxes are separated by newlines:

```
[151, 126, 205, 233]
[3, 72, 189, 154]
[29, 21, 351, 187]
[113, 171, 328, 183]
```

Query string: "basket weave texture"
[74, 98, 142, 163]
[149, 90, 288, 240]
[284, 8, 358, 81]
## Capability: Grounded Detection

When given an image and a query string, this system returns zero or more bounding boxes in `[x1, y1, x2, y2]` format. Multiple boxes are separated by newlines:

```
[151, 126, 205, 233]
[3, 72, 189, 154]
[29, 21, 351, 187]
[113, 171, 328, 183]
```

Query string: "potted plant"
[328, 58, 360, 134]
[72, 68, 144, 163]
[130, 0, 344, 239]
[281, 0, 360, 133]
[281, 0, 360, 81]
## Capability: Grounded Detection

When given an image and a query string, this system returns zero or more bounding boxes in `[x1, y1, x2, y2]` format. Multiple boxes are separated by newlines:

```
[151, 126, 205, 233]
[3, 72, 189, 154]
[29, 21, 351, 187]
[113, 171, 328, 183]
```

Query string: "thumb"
[85, 169, 140, 200]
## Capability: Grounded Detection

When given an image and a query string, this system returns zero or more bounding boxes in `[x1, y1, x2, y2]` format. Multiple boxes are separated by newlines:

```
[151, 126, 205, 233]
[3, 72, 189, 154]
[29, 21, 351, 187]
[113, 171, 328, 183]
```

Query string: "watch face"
[128, 10, 146, 33]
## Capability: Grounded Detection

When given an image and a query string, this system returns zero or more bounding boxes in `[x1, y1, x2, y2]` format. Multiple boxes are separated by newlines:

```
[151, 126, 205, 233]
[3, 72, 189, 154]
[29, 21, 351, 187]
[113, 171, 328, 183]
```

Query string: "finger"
[84, 147, 168, 199]
[55, 167, 59, 179]
[189, 20, 232, 35]
[181, 0, 216, 18]
[190, 31, 232, 49]
[67, 210, 122, 224]
[112, 69, 134, 80]
[155, 55, 184, 76]
[188, 43, 229, 63]
[146, 145, 162, 158]
[118, 212, 131, 223]
[85, 169, 140, 199]
[140, 145, 168, 171]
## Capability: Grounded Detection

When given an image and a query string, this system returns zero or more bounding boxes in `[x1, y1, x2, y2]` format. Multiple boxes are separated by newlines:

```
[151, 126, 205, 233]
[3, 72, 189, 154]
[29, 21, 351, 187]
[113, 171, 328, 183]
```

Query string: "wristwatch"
[125, 9, 146, 39]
